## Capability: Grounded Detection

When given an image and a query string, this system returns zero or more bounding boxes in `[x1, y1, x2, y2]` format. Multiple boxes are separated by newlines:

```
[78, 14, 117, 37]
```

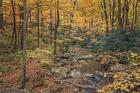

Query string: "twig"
[84, 79, 96, 86]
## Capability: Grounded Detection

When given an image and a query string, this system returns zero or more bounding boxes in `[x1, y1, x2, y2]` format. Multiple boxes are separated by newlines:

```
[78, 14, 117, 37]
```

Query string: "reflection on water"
[78, 62, 101, 74]
[78, 62, 101, 93]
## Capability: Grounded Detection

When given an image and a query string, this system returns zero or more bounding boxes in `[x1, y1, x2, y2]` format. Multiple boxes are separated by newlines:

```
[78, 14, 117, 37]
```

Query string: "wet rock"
[60, 59, 70, 65]
[78, 60, 86, 63]
[78, 55, 94, 61]
[51, 67, 68, 78]
[69, 70, 81, 78]
[84, 73, 94, 78]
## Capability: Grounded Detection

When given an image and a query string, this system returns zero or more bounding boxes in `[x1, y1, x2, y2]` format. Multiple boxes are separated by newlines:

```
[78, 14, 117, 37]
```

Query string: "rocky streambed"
[0, 50, 130, 93]
[51, 52, 115, 93]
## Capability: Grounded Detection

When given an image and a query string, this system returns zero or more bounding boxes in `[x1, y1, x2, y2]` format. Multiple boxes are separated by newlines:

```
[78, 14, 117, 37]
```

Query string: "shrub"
[11, 47, 52, 64]
[80, 37, 92, 48]
[128, 51, 140, 64]
[101, 30, 140, 52]
[0, 40, 7, 49]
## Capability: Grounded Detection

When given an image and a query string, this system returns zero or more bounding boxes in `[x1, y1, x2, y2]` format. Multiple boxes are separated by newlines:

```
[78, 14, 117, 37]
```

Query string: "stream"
[78, 62, 100, 93]
[77, 61, 112, 93]
[78, 61, 101, 74]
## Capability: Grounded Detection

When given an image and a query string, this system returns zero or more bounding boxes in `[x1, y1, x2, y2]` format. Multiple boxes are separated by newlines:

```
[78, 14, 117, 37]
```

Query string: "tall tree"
[37, 1, 40, 47]
[49, 0, 53, 45]
[134, 0, 139, 24]
[21, 0, 27, 89]
[11, 0, 17, 49]
[125, 0, 129, 30]
[0, 0, 3, 28]
[111, 0, 115, 31]
[118, 0, 123, 31]
[18, 3, 24, 49]
[102, 0, 109, 32]
[53, 0, 60, 55]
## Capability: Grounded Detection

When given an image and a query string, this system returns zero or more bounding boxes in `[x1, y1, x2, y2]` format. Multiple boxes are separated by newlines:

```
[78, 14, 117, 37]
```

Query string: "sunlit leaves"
[97, 64, 140, 93]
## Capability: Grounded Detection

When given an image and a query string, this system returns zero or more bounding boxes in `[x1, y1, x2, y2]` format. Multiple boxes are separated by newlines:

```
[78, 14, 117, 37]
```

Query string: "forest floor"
[0, 45, 140, 93]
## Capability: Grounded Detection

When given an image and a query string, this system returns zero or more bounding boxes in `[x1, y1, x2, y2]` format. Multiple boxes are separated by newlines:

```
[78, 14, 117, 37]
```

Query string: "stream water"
[78, 62, 106, 93]
[78, 61, 101, 74]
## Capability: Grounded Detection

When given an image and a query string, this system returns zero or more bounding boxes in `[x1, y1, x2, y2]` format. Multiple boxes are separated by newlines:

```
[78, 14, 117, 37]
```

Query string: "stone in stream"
[77, 55, 94, 61]
[69, 69, 81, 78]
[51, 67, 68, 78]
[78, 60, 86, 63]
[0, 89, 30, 93]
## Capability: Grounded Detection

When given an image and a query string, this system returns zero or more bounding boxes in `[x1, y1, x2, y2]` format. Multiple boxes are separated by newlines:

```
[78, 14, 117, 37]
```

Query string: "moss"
[0, 66, 12, 73]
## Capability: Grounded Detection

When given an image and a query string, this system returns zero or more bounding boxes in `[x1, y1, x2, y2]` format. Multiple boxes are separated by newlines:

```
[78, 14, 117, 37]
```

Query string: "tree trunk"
[109, 0, 112, 25]
[118, 0, 123, 31]
[125, 0, 129, 30]
[111, 0, 115, 31]
[11, 0, 17, 49]
[49, 4, 53, 45]
[0, 0, 3, 28]
[21, 0, 27, 89]
[37, 2, 40, 47]
[134, 0, 139, 24]
[103, 0, 109, 32]
[53, 0, 60, 55]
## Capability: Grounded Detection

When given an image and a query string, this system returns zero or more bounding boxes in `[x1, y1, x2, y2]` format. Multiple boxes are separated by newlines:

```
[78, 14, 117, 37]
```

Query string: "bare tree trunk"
[37, 2, 40, 47]
[103, 0, 109, 32]
[29, 12, 32, 28]
[49, 2, 53, 45]
[125, 0, 129, 30]
[40, 4, 43, 28]
[118, 0, 123, 31]
[18, 4, 24, 49]
[131, 0, 135, 30]
[20, 18, 24, 49]
[111, 0, 115, 31]
[11, 0, 17, 49]
[53, 0, 60, 55]
[134, 0, 139, 24]
[21, 0, 27, 89]
[109, 0, 112, 25]
[0, 0, 3, 28]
